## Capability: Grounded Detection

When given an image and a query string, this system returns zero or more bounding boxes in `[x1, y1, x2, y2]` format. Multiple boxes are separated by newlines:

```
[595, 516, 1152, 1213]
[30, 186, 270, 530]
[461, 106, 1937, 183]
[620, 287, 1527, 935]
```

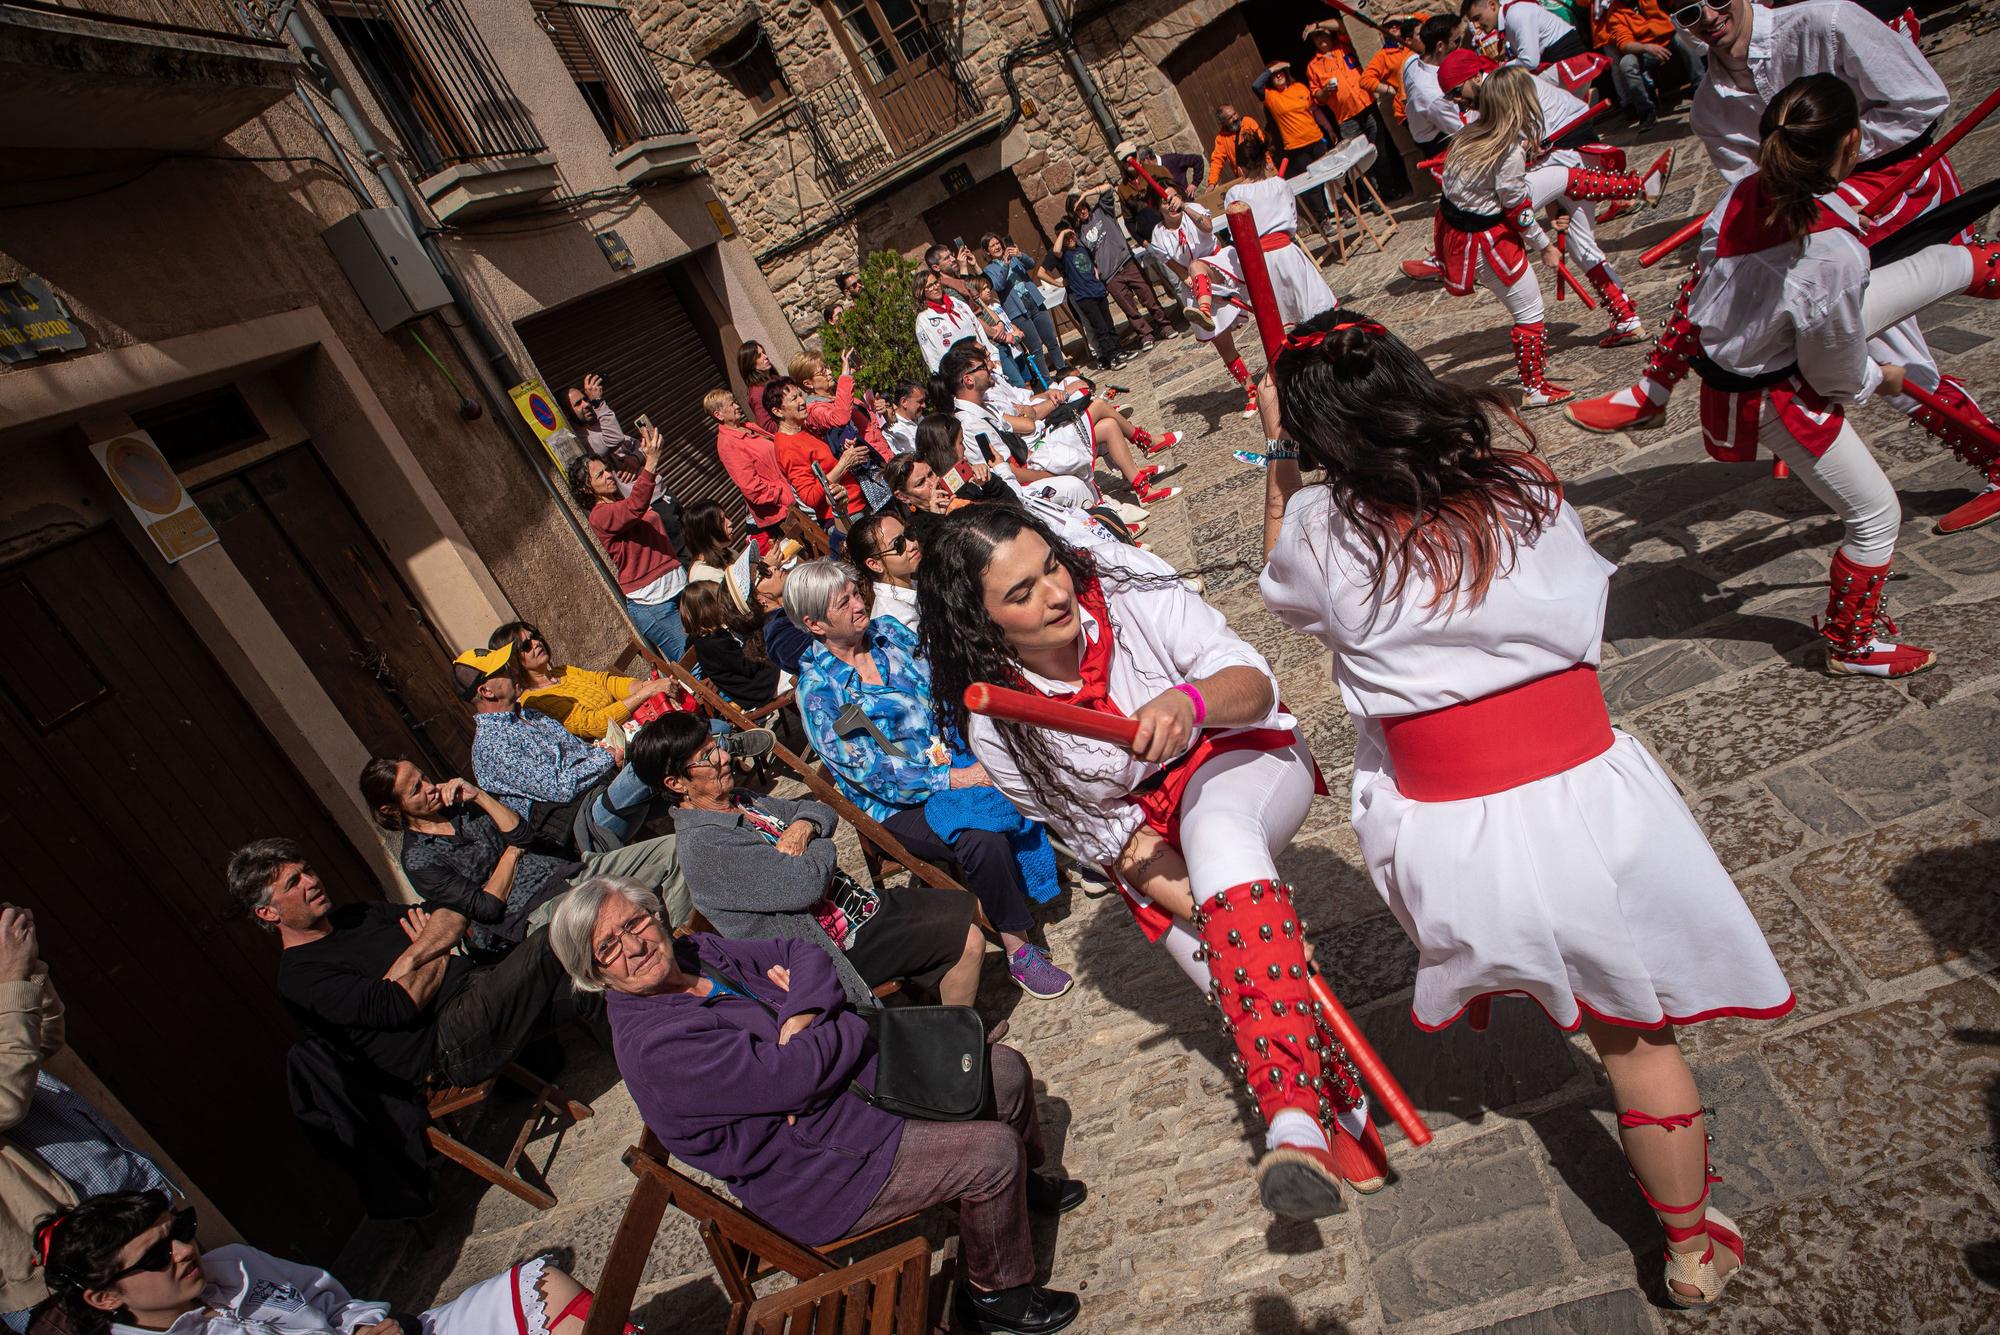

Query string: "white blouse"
[1442, 145, 1552, 249]
[1223, 175, 1303, 241]
[1150, 203, 1220, 271]
[968, 543, 1289, 865]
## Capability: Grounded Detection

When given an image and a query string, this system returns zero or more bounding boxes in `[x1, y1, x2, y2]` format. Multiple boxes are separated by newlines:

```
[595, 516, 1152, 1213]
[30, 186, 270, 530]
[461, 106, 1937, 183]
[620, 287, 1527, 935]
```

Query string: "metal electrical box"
[321, 208, 452, 332]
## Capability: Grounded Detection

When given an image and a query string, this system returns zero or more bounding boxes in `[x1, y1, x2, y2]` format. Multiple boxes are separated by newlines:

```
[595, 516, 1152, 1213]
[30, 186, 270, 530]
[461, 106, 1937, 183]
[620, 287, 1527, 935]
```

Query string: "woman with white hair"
[547, 877, 1084, 1335]
[784, 558, 1070, 1000]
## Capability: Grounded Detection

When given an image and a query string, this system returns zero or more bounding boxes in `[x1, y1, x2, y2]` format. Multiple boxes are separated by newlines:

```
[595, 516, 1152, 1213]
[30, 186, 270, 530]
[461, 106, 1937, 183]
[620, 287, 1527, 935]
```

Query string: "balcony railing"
[796, 50, 986, 195]
[325, 0, 544, 176]
[554, 0, 688, 149]
[8, 0, 267, 40]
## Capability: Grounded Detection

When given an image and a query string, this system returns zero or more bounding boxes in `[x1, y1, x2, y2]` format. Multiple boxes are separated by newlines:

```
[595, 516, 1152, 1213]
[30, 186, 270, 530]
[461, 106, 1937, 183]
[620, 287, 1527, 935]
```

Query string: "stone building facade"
[636, 0, 1388, 330]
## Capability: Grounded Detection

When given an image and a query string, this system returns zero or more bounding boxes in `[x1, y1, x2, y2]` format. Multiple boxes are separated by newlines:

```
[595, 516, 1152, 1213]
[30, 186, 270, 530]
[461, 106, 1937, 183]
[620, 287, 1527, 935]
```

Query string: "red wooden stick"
[1542, 98, 1609, 149]
[1225, 202, 1286, 366]
[1554, 258, 1596, 310]
[966, 684, 1435, 1147]
[1124, 154, 1169, 202]
[1641, 212, 1709, 267]
[1864, 84, 2000, 217]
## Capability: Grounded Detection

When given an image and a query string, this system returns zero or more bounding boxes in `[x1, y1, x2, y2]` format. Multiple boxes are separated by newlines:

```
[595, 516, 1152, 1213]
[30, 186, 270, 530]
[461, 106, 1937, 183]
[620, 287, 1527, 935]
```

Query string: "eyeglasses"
[685, 743, 731, 774]
[111, 1208, 198, 1281]
[1668, 0, 1728, 28]
[592, 912, 660, 968]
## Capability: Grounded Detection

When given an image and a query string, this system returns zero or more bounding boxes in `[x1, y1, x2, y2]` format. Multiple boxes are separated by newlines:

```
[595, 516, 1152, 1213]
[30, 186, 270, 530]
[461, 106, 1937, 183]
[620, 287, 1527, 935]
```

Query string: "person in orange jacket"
[1206, 104, 1266, 186]
[1599, 0, 1704, 127]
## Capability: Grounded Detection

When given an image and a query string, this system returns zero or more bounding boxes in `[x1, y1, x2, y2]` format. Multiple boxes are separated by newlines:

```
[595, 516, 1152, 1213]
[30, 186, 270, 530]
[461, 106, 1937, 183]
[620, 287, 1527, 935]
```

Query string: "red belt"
[1379, 665, 1613, 801]
[1259, 232, 1297, 252]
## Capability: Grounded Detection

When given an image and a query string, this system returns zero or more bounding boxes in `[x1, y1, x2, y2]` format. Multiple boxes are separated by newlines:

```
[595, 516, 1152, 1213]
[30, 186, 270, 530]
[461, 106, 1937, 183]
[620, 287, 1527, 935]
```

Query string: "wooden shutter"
[515, 267, 746, 524]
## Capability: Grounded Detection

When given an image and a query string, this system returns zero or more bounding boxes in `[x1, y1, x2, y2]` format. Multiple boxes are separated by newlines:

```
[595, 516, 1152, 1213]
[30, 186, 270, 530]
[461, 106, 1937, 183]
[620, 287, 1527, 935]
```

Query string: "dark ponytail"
[1236, 129, 1270, 173]
[1757, 73, 1860, 241]
[34, 1191, 174, 1335]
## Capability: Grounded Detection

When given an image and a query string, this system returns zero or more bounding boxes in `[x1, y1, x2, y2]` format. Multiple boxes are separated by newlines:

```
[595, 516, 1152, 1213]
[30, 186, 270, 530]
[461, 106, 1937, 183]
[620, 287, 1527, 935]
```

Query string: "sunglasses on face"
[112, 1209, 198, 1280]
[1669, 0, 1728, 28]
[880, 534, 912, 557]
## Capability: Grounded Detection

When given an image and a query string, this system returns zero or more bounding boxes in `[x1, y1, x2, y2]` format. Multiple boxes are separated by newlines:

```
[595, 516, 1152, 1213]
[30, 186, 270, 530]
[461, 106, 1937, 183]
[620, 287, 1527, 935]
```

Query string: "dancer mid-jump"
[1257, 308, 1793, 1309]
[918, 507, 1387, 1219]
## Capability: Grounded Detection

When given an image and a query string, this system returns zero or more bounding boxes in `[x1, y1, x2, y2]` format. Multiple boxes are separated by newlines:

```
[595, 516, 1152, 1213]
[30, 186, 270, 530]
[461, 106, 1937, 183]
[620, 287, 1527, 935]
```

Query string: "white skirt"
[424, 1256, 552, 1335]
[1265, 240, 1338, 327]
[1351, 726, 1794, 1032]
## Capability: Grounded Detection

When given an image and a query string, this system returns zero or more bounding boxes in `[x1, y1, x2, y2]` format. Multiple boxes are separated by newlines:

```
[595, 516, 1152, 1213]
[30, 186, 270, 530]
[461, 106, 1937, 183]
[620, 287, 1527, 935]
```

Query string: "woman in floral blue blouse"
[785, 559, 1071, 999]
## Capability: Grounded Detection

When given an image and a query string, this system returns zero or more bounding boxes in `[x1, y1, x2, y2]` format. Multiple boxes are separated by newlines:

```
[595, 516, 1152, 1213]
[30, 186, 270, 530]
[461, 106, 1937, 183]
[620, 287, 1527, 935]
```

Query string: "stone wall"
[631, 0, 1238, 332]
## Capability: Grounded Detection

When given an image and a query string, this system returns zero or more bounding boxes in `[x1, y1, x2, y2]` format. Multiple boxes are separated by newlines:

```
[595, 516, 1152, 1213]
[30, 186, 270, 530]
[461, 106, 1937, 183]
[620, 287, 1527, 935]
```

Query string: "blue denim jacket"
[796, 616, 951, 821]
[984, 255, 1045, 318]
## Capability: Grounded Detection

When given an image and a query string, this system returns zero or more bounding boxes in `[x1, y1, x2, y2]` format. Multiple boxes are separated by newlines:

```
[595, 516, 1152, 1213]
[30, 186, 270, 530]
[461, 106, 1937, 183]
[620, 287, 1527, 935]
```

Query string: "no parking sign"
[509, 379, 573, 469]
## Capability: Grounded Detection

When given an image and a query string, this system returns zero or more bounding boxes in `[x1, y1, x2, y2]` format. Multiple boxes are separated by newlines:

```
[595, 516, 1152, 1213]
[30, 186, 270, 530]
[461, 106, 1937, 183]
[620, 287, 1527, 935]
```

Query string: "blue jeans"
[591, 764, 657, 844]
[626, 592, 685, 659]
[1008, 301, 1067, 373]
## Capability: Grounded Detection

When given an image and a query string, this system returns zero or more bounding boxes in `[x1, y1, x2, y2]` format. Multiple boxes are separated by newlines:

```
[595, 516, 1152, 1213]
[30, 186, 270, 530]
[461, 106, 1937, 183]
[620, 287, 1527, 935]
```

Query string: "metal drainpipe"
[1033, 0, 1122, 150]
[281, 7, 627, 603]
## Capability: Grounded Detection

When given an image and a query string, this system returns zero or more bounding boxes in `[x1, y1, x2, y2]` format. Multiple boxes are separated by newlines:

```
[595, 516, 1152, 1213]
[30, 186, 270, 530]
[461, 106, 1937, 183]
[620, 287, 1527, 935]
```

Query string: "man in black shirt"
[226, 838, 599, 1089]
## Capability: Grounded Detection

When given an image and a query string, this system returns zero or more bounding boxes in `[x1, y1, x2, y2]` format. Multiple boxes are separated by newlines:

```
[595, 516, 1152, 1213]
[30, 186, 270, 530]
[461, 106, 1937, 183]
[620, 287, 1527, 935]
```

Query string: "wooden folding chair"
[581, 1131, 932, 1335]
[676, 647, 796, 730]
[424, 1063, 592, 1210]
[781, 510, 832, 559]
[736, 1236, 931, 1335]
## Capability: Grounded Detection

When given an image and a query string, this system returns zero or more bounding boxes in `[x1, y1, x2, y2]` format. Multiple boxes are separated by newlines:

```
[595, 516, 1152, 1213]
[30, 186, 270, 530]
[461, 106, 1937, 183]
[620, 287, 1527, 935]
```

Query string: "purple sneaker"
[1009, 944, 1073, 999]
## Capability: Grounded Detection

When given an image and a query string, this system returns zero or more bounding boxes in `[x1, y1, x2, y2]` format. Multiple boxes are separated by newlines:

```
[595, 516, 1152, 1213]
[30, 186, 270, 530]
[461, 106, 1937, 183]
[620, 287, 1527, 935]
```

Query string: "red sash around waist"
[1259, 232, 1297, 251]
[1379, 665, 1613, 801]
[1130, 725, 1309, 845]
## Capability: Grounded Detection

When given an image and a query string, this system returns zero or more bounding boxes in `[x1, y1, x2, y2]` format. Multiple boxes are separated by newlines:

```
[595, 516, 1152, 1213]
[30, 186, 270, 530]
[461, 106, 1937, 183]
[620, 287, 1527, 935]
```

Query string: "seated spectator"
[708, 388, 796, 541]
[636, 714, 985, 1007]
[785, 559, 1069, 998]
[847, 511, 922, 630]
[678, 580, 802, 752]
[882, 380, 927, 457]
[456, 643, 679, 856]
[35, 1189, 610, 1335]
[766, 377, 867, 530]
[1599, 0, 1703, 127]
[361, 761, 575, 955]
[793, 348, 893, 512]
[227, 838, 598, 1093]
[0, 911, 174, 1330]
[547, 880, 1083, 1334]
[493, 620, 677, 741]
[565, 427, 687, 659]
[750, 555, 813, 680]
[682, 501, 752, 615]
[739, 340, 779, 433]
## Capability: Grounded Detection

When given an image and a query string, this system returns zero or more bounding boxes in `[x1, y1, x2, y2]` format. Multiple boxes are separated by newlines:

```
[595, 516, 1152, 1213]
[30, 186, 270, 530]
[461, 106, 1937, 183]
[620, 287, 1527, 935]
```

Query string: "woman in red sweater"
[566, 425, 688, 657]
[764, 377, 869, 529]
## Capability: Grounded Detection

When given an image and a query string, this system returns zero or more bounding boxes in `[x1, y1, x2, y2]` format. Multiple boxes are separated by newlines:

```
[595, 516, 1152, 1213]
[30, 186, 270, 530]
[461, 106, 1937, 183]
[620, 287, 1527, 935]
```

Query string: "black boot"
[1024, 1173, 1087, 1215]
[954, 1284, 1081, 1334]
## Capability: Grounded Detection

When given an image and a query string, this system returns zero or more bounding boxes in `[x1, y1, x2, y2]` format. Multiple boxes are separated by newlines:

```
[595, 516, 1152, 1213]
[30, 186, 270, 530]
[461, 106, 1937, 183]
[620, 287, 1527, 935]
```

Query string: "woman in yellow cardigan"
[487, 621, 678, 740]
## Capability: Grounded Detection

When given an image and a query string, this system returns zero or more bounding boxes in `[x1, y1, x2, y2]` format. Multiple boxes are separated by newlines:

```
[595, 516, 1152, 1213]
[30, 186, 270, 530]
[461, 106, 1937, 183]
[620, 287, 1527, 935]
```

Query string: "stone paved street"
[337, 15, 2000, 1332]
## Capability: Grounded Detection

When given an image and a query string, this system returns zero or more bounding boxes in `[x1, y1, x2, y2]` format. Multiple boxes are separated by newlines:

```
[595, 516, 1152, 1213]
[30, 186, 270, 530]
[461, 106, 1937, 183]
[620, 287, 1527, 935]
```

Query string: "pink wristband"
[1171, 682, 1207, 727]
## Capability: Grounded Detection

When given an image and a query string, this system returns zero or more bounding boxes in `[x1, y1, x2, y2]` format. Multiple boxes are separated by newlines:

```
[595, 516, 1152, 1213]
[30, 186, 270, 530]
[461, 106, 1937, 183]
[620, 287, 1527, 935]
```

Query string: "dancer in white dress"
[1256, 309, 1792, 1310]
[1149, 189, 1260, 417]
[1219, 131, 1339, 329]
[918, 506, 1389, 1219]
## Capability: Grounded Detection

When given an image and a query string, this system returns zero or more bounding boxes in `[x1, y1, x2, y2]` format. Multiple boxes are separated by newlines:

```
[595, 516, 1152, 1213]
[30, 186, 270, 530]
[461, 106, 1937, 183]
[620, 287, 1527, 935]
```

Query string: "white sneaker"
[1111, 499, 1150, 524]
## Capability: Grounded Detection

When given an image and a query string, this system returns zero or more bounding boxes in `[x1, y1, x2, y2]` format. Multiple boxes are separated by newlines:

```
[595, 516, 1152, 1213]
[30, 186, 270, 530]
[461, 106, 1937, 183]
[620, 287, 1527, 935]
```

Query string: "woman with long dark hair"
[918, 506, 1383, 1219]
[682, 500, 751, 615]
[33, 1190, 605, 1335]
[1680, 73, 2000, 678]
[738, 340, 779, 433]
[1256, 309, 1792, 1308]
[846, 510, 922, 629]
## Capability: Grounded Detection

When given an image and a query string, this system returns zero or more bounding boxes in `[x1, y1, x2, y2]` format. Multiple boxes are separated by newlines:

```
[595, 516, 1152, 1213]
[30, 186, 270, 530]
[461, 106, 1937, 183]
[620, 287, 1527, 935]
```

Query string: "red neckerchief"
[1015, 576, 1118, 711]
[925, 294, 958, 317]
[1713, 175, 1855, 259]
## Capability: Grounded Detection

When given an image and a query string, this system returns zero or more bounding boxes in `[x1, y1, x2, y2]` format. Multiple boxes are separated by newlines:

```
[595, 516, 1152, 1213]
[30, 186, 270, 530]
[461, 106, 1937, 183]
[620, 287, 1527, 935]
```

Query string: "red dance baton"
[1554, 258, 1597, 310]
[1640, 212, 1708, 267]
[1124, 154, 1169, 202]
[1225, 202, 1287, 366]
[1542, 98, 1609, 150]
[963, 683, 1141, 748]
[1308, 976, 1434, 1146]
[1864, 84, 2000, 218]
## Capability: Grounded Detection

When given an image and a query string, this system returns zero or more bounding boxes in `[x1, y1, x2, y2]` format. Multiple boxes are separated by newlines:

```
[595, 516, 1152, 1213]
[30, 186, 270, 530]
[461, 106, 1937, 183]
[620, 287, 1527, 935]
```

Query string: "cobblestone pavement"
[337, 16, 2000, 1333]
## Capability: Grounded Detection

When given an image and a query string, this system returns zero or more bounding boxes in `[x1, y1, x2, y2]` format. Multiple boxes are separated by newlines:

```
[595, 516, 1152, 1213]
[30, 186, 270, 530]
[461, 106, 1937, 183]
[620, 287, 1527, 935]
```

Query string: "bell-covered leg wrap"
[1194, 880, 1374, 1218]
[1818, 550, 1937, 678]
[1509, 322, 1571, 406]
[1565, 262, 1701, 432]
[1225, 355, 1251, 389]
[1920, 374, 2000, 534]
[1617, 1107, 1745, 1310]
[1587, 262, 1642, 344]
[1192, 268, 1214, 318]
[1564, 165, 1647, 202]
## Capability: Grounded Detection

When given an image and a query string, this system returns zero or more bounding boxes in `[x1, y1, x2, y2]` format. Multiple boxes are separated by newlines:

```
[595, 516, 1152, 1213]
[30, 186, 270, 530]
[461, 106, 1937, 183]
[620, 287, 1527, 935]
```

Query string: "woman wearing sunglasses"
[846, 511, 922, 631]
[487, 621, 679, 742]
[31, 1191, 609, 1335]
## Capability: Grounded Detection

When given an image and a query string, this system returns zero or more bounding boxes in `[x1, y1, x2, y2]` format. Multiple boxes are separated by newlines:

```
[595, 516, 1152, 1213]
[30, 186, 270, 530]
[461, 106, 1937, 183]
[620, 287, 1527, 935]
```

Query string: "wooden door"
[193, 447, 475, 778]
[1163, 8, 1268, 163]
[922, 169, 1051, 261]
[0, 529, 379, 1254]
[824, 0, 969, 155]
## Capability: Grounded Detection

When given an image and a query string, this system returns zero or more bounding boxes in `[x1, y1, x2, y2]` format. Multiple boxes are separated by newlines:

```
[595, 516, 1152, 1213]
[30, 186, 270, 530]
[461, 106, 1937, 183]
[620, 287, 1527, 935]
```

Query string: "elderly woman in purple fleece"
[546, 876, 1085, 1335]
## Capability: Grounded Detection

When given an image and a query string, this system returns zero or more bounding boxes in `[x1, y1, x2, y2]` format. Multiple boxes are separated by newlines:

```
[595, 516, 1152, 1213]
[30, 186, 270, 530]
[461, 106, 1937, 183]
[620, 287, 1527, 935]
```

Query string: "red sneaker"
[1566, 390, 1666, 433]
[1400, 257, 1444, 282]
[1139, 430, 1179, 457]
[1330, 1117, 1389, 1193]
[1138, 481, 1182, 504]
[1936, 485, 2000, 534]
[1255, 1143, 1346, 1218]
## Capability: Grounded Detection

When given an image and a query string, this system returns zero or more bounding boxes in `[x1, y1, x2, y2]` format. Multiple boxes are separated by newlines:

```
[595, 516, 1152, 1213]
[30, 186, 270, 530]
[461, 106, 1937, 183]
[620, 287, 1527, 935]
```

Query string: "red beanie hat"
[1437, 49, 1498, 94]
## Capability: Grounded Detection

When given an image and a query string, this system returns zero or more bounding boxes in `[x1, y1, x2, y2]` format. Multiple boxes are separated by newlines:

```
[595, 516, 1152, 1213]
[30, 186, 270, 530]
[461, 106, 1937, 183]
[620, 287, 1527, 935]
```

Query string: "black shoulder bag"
[699, 964, 990, 1121]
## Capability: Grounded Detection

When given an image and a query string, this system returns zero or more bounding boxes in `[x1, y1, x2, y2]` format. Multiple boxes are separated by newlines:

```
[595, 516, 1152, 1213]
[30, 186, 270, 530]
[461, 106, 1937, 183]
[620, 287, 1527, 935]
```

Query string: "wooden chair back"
[738, 1236, 931, 1334]
[676, 646, 796, 726]
[781, 510, 832, 558]
[424, 1063, 591, 1211]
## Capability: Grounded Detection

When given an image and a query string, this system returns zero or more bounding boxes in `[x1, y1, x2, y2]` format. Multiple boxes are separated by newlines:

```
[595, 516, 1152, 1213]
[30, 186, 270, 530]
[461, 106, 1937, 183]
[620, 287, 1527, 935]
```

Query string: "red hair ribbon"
[34, 1214, 64, 1267]
[1282, 320, 1388, 350]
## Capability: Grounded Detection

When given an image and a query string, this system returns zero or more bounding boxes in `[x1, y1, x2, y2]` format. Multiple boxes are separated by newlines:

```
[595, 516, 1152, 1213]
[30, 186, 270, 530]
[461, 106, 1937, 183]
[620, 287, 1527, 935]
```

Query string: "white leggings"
[1759, 412, 1901, 566]
[1151, 740, 1319, 989]
[1478, 262, 1546, 325]
[1862, 243, 1976, 399]
[1526, 165, 1606, 269]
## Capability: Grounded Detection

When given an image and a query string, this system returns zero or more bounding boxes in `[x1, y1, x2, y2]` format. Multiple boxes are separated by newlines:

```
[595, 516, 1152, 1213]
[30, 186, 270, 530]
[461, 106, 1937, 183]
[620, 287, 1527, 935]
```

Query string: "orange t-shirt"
[1306, 48, 1371, 123]
[1263, 81, 1324, 151]
[1361, 47, 1410, 120]
[1207, 116, 1267, 184]
[1600, 0, 1674, 47]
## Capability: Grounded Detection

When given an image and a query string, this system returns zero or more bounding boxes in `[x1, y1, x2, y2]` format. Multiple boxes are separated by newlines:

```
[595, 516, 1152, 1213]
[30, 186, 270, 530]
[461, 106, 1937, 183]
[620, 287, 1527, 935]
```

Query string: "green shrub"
[819, 250, 925, 392]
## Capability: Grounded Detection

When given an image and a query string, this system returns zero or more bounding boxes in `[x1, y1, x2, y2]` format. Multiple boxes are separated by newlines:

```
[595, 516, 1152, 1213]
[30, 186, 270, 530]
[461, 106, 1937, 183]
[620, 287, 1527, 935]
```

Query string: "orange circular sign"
[102, 436, 183, 515]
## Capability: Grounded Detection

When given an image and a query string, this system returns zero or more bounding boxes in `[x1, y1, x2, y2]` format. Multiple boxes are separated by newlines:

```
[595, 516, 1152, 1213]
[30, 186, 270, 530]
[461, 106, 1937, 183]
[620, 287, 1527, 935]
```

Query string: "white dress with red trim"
[1686, 176, 1875, 462]
[1221, 176, 1339, 326]
[1259, 483, 1794, 1032]
[1151, 206, 1248, 343]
